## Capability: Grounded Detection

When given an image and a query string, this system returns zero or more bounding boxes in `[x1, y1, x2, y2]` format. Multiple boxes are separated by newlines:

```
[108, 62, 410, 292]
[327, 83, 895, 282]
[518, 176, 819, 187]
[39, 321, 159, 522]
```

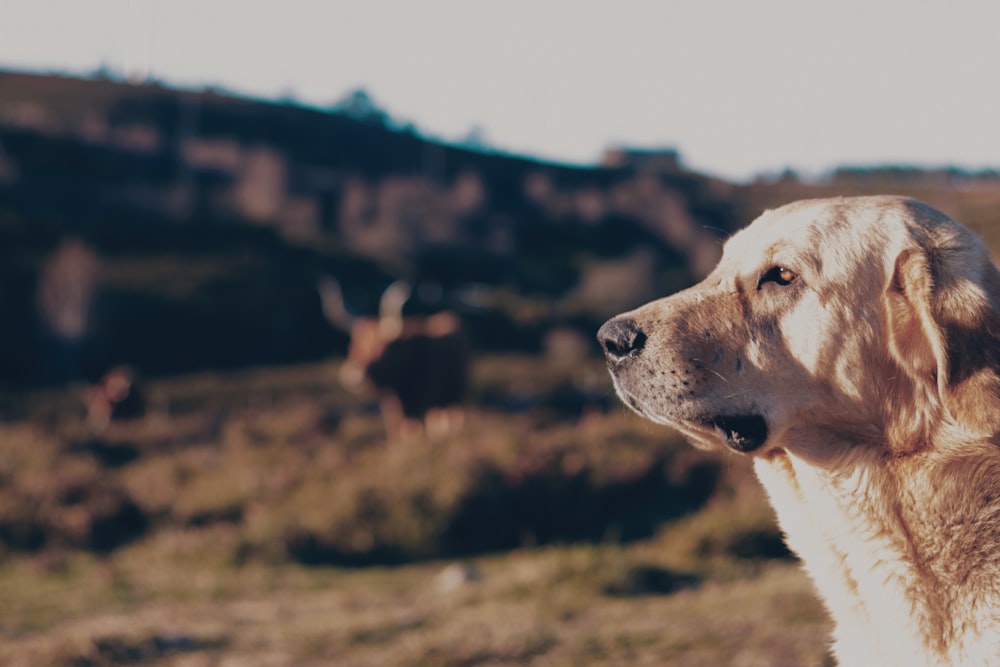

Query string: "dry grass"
[0, 536, 831, 667]
[0, 356, 833, 666]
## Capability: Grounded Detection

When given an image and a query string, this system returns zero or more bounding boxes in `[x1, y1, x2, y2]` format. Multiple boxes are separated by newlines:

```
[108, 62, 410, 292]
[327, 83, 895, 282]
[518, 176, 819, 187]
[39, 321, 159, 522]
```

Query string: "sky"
[1, 0, 999, 181]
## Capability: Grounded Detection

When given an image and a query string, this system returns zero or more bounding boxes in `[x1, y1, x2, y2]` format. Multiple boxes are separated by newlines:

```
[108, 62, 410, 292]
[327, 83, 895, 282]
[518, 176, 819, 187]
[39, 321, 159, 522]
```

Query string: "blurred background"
[1, 2, 999, 665]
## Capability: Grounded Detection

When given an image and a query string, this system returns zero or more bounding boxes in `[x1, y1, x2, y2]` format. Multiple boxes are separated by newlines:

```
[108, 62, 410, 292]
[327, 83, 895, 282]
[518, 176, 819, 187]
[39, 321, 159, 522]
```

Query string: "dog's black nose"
[597, 317, 646, 362]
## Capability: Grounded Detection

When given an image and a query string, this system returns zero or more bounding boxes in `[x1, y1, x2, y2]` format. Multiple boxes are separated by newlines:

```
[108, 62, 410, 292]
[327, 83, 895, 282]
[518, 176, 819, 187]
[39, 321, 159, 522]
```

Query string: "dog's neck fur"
[755, 440, 1000, 667]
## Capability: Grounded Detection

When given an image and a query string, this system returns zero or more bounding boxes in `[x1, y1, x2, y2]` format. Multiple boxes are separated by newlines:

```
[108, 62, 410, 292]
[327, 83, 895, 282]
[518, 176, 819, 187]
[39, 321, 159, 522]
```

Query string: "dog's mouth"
[607, 368, 770, 453]
[706, 414, 769, 452]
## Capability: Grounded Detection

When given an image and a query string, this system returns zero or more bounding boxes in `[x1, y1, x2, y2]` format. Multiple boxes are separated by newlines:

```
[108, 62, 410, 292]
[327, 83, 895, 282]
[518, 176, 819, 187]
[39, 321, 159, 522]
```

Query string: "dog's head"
[599, 196, 1000, 463]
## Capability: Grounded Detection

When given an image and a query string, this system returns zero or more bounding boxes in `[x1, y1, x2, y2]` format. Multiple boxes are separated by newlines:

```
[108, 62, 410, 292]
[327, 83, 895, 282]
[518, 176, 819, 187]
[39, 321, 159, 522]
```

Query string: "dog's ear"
[885, 248, 948, 395]
[883, 248, 949, 451]
[885, 228, 1000, 445]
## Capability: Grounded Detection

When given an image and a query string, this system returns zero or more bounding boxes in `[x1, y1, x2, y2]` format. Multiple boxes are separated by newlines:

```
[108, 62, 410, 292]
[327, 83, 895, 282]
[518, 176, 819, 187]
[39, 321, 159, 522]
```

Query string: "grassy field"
[0, 356, 833, 666]
[0, 540, 830, 666]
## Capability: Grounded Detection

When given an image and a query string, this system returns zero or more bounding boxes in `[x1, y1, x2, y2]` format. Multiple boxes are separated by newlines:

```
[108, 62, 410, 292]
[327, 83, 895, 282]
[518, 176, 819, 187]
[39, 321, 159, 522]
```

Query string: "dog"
[598, 196, 1000, 666]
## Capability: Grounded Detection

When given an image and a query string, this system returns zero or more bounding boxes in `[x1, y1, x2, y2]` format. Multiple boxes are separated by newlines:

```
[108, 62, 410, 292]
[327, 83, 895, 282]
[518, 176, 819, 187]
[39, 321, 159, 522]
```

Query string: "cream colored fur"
[601, 196, 1000, 666]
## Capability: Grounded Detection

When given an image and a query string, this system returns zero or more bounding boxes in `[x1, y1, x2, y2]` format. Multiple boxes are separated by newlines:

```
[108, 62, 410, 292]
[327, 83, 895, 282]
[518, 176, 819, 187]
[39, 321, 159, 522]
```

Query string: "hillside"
[0, 70, 743, 390]
[5, 71, 1000, 392]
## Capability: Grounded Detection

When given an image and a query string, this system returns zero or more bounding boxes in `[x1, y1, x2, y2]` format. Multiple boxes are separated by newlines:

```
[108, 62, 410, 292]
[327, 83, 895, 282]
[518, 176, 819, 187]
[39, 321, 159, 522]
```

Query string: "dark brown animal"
[319, 278, 469, 439]
[84, 365, 146, 430]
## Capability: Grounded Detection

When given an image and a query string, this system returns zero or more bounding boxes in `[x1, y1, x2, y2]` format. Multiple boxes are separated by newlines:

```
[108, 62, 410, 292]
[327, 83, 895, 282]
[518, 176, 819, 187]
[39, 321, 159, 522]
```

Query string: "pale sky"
[2, 0, 999, 181]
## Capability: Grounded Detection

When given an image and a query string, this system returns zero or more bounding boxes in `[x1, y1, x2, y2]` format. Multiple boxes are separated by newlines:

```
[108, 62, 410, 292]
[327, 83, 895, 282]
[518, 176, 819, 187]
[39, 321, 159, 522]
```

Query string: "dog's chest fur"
[755, 448, 1000, 667]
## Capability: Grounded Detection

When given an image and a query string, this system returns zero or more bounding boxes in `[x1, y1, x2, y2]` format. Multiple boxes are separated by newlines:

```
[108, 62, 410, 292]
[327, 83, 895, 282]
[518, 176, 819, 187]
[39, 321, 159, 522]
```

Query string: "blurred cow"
[84, 366, 146, 431]
[319, 278, 469, 440]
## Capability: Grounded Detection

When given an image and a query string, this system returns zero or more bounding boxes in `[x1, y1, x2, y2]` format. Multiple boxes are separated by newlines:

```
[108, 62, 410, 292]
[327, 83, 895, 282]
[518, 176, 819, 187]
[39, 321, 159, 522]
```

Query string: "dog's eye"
[757, 266, 798, 289]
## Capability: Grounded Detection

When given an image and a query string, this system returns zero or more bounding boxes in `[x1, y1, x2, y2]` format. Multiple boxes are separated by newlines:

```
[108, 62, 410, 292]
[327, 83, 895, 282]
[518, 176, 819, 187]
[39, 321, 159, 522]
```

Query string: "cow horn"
[379, 280, 411, 338]
[318, 276, 357, 332]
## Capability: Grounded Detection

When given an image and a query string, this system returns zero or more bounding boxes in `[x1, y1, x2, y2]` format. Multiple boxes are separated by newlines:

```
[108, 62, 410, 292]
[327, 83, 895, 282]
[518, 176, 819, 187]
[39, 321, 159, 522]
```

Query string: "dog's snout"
[598, 317, 647, 362]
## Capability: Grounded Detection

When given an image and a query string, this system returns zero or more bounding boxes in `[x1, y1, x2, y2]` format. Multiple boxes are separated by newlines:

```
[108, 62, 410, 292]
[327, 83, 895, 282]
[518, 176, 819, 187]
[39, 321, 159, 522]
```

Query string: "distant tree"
[777, 167, 799, 183]
[459, 124, 492, 152]
[278, 86, 302, 107]
[331, 88, 390, 126]
[90, 62, 120, 81]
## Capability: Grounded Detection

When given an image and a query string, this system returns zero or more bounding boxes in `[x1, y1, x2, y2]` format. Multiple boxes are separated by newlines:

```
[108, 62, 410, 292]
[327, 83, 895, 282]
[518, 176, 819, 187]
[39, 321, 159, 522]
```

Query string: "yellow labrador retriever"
[598, 196, 1000, 666]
